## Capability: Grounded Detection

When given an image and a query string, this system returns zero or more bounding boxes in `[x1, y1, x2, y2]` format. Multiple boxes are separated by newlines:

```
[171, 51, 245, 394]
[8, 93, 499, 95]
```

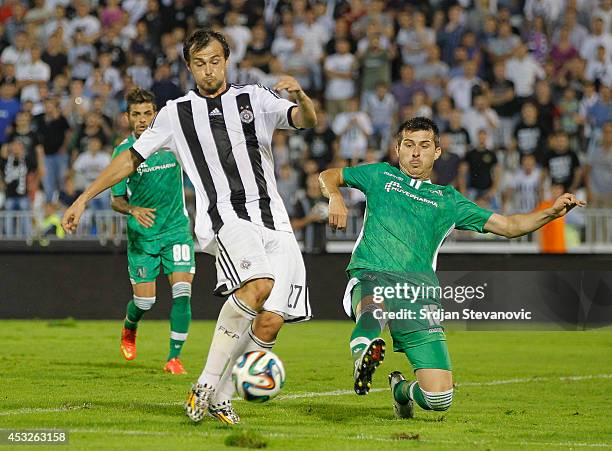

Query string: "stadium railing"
[0, 209, 611, 252]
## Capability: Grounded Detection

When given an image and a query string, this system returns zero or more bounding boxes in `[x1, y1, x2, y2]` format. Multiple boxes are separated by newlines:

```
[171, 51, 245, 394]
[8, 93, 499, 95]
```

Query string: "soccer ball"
[232, 351, 286, 402]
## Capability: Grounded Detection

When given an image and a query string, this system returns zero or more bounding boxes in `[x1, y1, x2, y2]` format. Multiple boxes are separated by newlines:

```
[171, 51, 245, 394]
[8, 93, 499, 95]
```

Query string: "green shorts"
[127, 229, 195, 284]
[350, 270, 452, 371]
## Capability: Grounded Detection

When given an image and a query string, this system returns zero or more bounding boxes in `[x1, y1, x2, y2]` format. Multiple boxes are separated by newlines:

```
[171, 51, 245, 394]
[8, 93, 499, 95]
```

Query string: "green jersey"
[343, 162, 493, 279]
[111, 135, 189, 242]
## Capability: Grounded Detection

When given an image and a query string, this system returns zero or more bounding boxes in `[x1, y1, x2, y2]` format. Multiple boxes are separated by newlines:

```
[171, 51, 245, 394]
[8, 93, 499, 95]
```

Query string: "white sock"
[211, 325, 275, 406]
[197, 295, 257, 387]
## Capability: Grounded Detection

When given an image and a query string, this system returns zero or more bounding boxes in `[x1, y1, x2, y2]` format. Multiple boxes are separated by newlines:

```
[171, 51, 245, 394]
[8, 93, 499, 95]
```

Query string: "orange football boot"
[164, 358, 187, 374]
[120, 327, 137, 361]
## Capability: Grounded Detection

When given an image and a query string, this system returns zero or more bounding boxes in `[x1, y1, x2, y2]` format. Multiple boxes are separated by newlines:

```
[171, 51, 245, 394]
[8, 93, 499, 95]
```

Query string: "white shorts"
[214, 219, 311, 322]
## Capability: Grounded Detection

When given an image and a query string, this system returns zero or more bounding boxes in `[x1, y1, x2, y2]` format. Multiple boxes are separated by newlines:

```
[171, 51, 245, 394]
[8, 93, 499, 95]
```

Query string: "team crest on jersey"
[240, 259, 252, 270]
[239, 107, 254, 124]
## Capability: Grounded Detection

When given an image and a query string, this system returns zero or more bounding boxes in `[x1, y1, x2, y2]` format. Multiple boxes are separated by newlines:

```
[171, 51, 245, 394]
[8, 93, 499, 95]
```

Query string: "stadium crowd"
[0, 0, 611, 247]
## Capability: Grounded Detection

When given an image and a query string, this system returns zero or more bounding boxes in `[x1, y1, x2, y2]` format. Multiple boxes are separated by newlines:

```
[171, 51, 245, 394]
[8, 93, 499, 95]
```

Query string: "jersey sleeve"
[257, 85, 300, 130]
[342, 163, 381, 193]
[452, 188, 494, 233]
[110, 146, 128, 197]
[131, 106, 174, 160]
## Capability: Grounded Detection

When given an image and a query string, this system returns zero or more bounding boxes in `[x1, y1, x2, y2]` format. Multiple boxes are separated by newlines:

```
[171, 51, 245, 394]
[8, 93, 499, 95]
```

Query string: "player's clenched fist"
[551, 193, 586, 218]
[328, 193, 348, 231]
[61, 201, 86, 234]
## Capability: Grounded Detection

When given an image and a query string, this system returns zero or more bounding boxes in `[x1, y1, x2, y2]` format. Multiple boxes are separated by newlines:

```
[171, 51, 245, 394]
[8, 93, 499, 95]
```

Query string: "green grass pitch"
[1, 320, 611, 450]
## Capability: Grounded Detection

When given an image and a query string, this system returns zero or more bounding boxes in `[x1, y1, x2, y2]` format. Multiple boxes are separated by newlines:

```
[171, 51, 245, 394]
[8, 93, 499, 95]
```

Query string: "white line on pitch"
[2, 373, 611, 416]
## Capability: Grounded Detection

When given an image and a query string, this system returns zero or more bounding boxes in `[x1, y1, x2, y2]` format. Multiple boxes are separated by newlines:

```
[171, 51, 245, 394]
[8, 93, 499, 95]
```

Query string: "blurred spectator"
[585, 121, 612, 208]
[437, 4, 466, 65]
[0, 81, 21, 144]
[488, 21, 521, 63]
[543, 131, 582, 192]
[68, 1, 101, 43]
[462, 93, 500, 148]
[271, 22, 296, 62]
[277, 164, 299, 216]
[447, 109, 471, 158]
[361, 82, 398, 152]
[489, 61, 518, 147]
[460, 129, 501, 209]
[587, 85, 612, 130]
[505, 153, 542, 213]
[397, 10, 435, 67]
[127, 53, 153, 90]
[391, 64, 426, 110]
[1, 139, 36, 236]
[224, 10, 251, 65]
[42, 32, 68, 82]
[324, 39, 357, 119]
[524, 0, 564, 26]
[525, 15, 550, 65]
[0, 30, 30, 66]
[304, 111, 337, 172]
[505, 43, 545, 101]
[16, 46, 50, 104]
[282, 38, 311, 93]
[291, 173, 328, 254]
[514, 101, 547, 163]
[415, 45, 449, 103]
[150, 62, 182, 109]
[246, 24, 271, 73]
[36, 96, 71, 202]
[555, 8, 589, 52]
[357, 33, 393, 96]
[6, 111, 44, 174]
[558, 87, 582, 148]
[585, 45, 612, 86]
[447, 60, 483, 111]
[533, 80, 556, 135]
[332, 98, 373, 164]
[70, 112, 110, 161]
[580, 16, 612, 64]
[550, 26, 579, 76]
[72, 136, 110, 210]
[433, 132, 461, 187]
[67, 28, 96, 81]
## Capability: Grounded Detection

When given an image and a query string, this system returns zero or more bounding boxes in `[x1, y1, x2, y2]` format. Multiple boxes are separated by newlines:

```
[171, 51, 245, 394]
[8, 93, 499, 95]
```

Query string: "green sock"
[349, 305, 384, 362]
[124, 300, 146, 330]
[394, 380, 432, 410]
[168, 282, 192, 361]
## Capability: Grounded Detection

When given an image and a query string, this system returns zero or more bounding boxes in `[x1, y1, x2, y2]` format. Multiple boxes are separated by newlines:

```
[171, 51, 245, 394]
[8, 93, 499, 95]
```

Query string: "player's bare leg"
[390, 368, 453, 419]
[208, 311, 284, 425]
[164, 272, 193, 375]
[121, 282, 156, 361]
[186, 278, 274, 423]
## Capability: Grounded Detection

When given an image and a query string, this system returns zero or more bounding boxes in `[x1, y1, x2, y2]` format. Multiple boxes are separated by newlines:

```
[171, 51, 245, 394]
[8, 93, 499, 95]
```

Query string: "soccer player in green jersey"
[112, 88, 195, 375]
[319, 117, 585, 418]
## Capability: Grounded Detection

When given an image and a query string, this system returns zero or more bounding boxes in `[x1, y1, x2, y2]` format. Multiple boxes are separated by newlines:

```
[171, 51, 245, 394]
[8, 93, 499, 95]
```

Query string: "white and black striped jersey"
[131, 84, 300, 250]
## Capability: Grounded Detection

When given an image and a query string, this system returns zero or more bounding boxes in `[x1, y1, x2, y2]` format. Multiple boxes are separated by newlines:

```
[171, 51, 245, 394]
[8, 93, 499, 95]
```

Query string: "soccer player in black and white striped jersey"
[61, 29, 317, 424]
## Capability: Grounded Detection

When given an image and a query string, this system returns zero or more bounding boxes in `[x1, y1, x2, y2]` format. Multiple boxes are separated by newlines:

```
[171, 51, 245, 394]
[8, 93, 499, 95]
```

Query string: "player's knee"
[133, 295, 156, 311]
[239, 278, 274, 307]
[423, 388, 454, 411]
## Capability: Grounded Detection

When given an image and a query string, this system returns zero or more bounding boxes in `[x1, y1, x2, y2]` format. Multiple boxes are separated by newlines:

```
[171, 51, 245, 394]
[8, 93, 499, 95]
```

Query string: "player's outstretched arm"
[319, 168, 348, 230]
[62, 150, 143, 233]
[484, 192, 586, 239]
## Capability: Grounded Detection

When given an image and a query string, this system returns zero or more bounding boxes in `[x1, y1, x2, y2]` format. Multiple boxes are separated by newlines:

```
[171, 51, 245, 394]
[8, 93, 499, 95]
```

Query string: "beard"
[199, 78, 224, 95]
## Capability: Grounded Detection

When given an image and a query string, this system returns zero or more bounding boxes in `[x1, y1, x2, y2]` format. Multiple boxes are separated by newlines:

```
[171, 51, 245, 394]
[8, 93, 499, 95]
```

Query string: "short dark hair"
[183, 29, 230, 63]
[126, 87, 156, 113]
[396, 117, 440, 147]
